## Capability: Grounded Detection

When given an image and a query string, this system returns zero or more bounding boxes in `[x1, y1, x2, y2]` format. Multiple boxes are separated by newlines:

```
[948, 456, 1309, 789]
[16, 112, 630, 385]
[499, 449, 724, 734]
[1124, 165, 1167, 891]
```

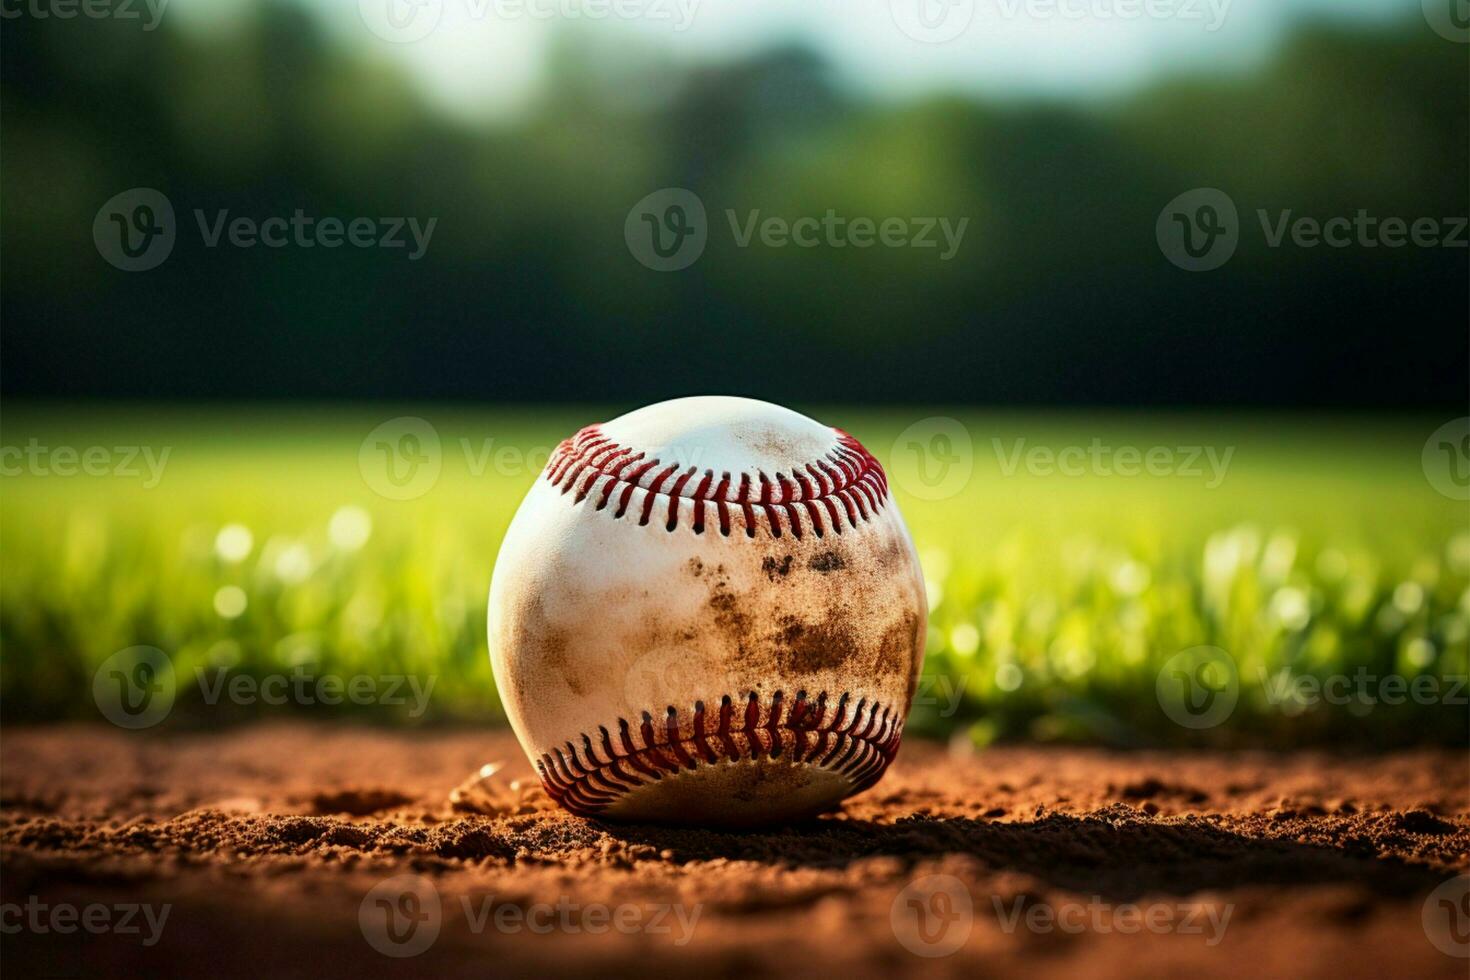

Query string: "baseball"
[488, 396, 927, 827]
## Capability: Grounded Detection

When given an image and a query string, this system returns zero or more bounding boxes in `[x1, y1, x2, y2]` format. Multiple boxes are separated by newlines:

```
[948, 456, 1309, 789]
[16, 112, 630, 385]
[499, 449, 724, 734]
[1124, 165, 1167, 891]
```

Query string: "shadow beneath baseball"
[596, 806, 1452, 900]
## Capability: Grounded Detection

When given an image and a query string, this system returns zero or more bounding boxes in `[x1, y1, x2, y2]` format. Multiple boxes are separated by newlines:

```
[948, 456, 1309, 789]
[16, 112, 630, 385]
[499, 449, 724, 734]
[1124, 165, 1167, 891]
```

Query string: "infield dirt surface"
[2, 723, 1466, 977]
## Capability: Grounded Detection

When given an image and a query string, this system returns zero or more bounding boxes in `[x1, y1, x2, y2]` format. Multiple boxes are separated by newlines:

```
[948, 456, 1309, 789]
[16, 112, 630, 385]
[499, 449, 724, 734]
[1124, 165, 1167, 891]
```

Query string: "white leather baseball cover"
[488, 397, 927, 826]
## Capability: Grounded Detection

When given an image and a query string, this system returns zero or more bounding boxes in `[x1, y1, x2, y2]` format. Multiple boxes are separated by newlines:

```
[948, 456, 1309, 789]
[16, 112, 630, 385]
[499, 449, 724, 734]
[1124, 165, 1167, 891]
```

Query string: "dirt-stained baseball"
[488, 396, 927, 827]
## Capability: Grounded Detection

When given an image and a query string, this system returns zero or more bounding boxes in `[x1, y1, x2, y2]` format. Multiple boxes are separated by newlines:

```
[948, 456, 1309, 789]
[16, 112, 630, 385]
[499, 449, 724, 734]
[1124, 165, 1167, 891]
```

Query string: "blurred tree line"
[2, 7, 1466, 406]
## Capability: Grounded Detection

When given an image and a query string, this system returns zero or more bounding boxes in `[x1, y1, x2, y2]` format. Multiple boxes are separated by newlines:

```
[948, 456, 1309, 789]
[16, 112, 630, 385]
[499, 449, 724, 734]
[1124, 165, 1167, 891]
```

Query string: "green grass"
[2, 405, 1466, 746]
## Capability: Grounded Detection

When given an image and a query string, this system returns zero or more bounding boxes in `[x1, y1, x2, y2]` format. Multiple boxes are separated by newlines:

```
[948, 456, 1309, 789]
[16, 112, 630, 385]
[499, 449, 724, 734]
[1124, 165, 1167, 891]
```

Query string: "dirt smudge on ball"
[773, 613, 859, 673]
[521, 595, 583, 696]
[706, 577, 752, 658]
[807, 550, 846, 573]
[876, 610, 924, 706]
[762, 554, 794, 580]
[539, 626, 582, 696]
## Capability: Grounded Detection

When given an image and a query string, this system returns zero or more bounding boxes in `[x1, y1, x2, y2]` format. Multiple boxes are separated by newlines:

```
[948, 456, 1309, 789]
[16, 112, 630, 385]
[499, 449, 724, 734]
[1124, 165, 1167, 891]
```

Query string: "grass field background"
[2, 405, 1465, 746]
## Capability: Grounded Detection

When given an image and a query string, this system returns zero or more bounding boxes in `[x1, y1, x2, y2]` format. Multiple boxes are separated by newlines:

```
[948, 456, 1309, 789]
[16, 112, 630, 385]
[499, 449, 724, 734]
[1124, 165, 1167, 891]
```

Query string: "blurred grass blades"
[1, 406, 1465, 745]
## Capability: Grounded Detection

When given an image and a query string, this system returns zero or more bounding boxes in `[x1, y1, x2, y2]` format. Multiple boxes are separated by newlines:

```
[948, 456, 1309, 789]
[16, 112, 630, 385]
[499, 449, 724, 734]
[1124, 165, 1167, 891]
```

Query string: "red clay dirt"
[1, 723, 1466, 978]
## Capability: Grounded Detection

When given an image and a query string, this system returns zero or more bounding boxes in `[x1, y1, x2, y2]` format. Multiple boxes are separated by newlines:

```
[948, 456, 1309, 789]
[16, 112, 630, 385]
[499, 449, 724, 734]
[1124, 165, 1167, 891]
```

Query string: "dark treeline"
[3, 7, 1466, 407]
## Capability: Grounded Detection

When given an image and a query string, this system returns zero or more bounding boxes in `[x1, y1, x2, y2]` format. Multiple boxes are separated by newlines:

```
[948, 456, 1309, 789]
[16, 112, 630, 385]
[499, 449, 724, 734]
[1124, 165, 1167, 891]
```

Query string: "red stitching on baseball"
[534, 690, 904, 818]
[543, 424, 889, 538]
